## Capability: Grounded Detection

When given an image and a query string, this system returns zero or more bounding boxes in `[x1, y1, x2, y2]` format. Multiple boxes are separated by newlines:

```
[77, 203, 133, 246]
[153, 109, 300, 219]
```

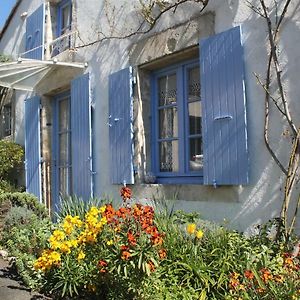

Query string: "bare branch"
[74, 0, 210, 49]
[260, 0, 297, 137]
[254, 72, 285, 115]
[263, 54, 288, 175]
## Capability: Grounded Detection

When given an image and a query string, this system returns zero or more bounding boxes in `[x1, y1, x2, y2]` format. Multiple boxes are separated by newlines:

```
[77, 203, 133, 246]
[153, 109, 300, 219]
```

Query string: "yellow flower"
[77, 250, 85, 261]
[69, 239, 78, 248]
[51, 230, 65, 241]
[63, 221, 74, 235]
[59, 242, 71, 254]
[99, 206, 106, 213]
[196, 230, 204, 239]
[186, 223, 196, 235]
[107, 240, 113, 246]
[49, 240, 60, 250]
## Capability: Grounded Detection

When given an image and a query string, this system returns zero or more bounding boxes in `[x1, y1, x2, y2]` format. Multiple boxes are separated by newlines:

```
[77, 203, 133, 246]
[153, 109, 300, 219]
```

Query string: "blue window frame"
[151, 59, 203, 184]
[57, 0, 72, 37]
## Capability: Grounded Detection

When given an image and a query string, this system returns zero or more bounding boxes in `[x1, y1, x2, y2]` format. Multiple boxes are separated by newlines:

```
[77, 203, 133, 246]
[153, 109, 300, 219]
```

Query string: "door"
[52, 91, 72, 208]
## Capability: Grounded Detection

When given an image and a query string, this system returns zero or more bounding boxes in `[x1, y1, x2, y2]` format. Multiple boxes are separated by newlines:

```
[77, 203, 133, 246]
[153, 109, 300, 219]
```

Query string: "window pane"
[188, 67, 200, 102]
[188, 102, 201, 135]
[62, 5, 71, 32]
[159, 140, 179, 172]
[159, 107, 178, 138]
[59, 167, 72, 196]
[59, 98, 69, 131]
[189, 138, 203, 171]
[158, 74, 177, 106]
[59, 133, 70, 165]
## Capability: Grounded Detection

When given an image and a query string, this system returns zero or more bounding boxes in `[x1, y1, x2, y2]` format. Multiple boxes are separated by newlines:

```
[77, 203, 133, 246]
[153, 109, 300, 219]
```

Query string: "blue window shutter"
[200, 26, 248, 185]
[71, 73, 93, 200]
[25, 4, 45, 59]
[109, 67, 134, 185]
[24, 96, 42, 200]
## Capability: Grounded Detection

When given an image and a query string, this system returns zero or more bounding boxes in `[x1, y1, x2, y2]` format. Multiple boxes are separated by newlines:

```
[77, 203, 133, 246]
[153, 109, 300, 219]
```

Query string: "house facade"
[0, 0, 299, 232]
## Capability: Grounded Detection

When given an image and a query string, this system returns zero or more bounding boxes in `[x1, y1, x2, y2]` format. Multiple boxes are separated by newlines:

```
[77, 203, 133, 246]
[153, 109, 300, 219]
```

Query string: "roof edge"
[0, 0, 23, 42]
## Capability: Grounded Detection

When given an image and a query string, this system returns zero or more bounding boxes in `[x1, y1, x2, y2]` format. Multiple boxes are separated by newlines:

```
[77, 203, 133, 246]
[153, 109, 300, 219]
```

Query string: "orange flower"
[121, 251, 131, 260]
[147, 260, 155, 272]
[159, 249, 167, 259]
[260, 268, 272, 283]
[120, 187, 132, 201]
[127, 231, 137, 246]
[104, 204, 115, 222]
[151, 234, 163, 246]
[244, 270, 254, 280]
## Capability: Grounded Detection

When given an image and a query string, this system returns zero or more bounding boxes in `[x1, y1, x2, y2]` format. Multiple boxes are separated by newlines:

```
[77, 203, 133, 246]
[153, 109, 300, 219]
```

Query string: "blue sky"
[0, 0, 17, 30]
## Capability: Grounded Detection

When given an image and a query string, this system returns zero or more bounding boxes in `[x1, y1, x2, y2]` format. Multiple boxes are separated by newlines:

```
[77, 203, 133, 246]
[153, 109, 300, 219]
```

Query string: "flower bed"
[1, 188, 300, 299]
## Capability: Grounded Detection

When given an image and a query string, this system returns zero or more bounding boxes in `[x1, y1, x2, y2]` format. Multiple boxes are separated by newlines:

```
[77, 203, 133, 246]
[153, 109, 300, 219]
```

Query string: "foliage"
[55, 194, 104, 221]
[0, 192, 48, 218]
[0, 140, 24, 193]
[1, 206, 52, 289]
[0, 188, 297, 299]
[34, 187, 166, 299]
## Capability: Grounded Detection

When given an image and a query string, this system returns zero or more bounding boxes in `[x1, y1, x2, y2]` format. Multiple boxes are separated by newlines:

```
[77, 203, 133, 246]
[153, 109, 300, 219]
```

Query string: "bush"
[0, 192, 48, 218]
[1, 205, 52, 289]
[0, 140, 24, 192]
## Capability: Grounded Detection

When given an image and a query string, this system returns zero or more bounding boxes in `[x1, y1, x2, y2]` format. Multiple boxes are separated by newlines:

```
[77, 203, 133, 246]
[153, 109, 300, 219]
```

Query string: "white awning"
[0, 58, 87, 91]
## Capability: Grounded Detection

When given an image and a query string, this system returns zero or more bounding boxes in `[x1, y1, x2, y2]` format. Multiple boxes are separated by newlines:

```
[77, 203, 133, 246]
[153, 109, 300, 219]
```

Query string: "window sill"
[153, 176, 204, 185]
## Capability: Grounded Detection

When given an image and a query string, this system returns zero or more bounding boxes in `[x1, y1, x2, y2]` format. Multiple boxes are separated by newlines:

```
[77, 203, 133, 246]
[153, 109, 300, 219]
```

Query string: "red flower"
[98, 260, 108, 273]
[244, 270, 254, 280]
[120, 187, 132, 201]
[120, 245, 129, 251]
[98, 260, 108, 267]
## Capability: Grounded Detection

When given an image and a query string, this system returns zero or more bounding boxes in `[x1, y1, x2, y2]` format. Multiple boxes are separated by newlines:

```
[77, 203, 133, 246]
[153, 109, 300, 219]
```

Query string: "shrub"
[0, 140, 24, 192]
[0, 192, 48, 218]
[1, 207, 52, 289]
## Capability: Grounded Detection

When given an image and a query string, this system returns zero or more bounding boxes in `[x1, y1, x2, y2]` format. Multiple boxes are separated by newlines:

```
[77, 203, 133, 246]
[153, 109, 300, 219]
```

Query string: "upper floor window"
[51, 0, 72, 56]
[152, 60, 203, 183]
[57, 0, 72, 37]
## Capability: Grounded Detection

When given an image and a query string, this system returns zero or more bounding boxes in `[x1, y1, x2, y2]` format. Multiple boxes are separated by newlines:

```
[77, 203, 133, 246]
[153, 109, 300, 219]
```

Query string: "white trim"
[0, 59, 87, 91]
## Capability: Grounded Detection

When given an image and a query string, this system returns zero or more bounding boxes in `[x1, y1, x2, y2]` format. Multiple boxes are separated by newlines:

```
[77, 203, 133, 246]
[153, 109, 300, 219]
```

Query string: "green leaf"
[138, 252, 143, 269]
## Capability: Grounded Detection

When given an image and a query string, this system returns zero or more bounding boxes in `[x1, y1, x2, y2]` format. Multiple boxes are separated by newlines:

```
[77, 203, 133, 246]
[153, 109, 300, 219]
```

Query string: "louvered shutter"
[25, 4, 45, 59]
[24, 96, 42, 200]
[71, 73, 93, 200]
[200, 26, 248, 185]
[109, 67, 134, 185]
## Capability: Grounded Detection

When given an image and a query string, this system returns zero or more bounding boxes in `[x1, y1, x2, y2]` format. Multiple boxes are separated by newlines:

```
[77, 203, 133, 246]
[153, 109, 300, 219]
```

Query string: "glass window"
[152, 60, 202, 181]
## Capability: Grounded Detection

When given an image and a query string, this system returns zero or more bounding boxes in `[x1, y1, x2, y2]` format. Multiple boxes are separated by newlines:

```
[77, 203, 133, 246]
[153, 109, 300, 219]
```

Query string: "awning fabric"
[0, 58, 87, 91]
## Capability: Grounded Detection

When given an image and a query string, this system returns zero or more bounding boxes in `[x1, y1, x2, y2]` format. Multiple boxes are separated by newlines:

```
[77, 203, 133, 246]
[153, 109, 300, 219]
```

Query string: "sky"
[0, 0, 17, 30]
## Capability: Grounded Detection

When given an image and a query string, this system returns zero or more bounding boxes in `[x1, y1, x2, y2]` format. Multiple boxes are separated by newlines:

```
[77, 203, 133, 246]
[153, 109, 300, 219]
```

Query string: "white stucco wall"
[1, 0, 300, 233]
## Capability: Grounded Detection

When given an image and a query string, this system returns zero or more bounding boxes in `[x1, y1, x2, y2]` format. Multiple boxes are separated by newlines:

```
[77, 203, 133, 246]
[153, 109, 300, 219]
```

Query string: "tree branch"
[74, 0, 210, 49]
